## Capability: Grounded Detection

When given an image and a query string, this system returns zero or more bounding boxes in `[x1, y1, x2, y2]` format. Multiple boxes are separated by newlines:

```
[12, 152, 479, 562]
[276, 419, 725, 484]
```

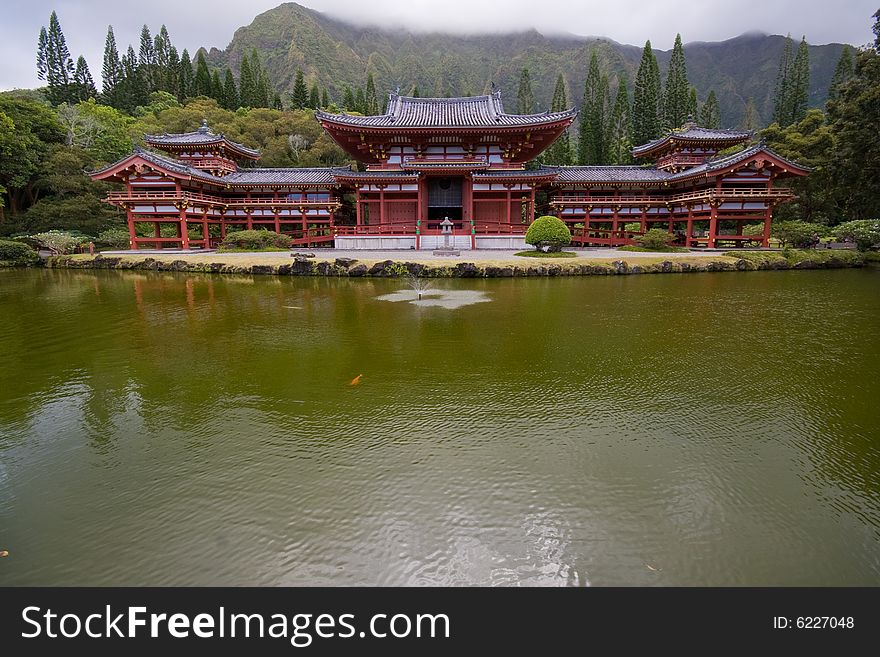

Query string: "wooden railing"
[552, 188, 794, 206]
[106, 191, 337, 208]
[334, 224, 418, 236]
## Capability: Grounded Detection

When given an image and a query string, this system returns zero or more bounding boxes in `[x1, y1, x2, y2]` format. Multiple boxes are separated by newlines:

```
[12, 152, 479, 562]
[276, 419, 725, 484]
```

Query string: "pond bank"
[40, 249, 864, 277]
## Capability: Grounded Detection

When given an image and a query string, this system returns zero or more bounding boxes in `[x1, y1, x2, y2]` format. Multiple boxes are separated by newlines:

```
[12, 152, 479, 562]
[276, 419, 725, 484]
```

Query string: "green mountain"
[204, 2, 848, 127]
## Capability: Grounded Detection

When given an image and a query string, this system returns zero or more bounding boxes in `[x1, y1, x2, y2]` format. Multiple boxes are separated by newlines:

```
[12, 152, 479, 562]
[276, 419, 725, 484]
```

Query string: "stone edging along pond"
[39, 250, 865, 278]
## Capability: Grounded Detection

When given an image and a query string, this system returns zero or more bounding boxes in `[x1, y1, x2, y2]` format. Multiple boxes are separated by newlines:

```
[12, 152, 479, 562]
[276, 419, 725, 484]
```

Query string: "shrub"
[97, 227, 131, 250]
[525, 215, 571, 252]
[635, 228, 676, 250]
[0, 239, 40, 265]
[833, 220, 880, 251]
[218, 229, 292, 251]
[771, 221, 826, 248]
[27, 231, 91, 255]
[624, 222, 642, 232]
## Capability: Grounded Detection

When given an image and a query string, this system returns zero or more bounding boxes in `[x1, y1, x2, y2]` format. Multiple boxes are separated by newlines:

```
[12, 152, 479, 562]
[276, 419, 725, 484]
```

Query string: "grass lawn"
[514, 250, 578, 258]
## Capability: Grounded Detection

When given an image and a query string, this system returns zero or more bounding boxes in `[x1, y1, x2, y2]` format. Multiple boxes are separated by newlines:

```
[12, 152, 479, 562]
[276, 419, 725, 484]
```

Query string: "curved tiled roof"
[632, 123, 751, 156]
[316, 91, 576, 129]
[472, 167, 559, 180]
[144, 120, 261, 159]
[550, 165, 671, 183]
[666, 142, 810, 181]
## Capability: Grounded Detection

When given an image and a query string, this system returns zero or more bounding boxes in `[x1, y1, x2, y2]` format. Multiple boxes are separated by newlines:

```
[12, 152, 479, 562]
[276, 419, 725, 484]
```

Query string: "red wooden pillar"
[379, 185, 385, 228]
[707, 203, 718, 249]
[202, 211, 209, 249]
[127, 207, 137, 250]
[246, 210, 253, 231]
[762, 176, 774, 247]
[355, 187, 362, 226]
[686, 205, 694, 247]
[178, 206, 190, 250]
[506, 187, 512, 225]
[640, 207, 647, 232]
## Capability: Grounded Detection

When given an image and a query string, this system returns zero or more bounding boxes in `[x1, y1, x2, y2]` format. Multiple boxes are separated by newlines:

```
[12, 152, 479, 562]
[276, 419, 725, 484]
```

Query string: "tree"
[542, 74, 571, 165]
[608, 73, 632, 164]
[101, 26, 122, 108]
[525, 215, 572, 252]
[789, 38, 811, 125]
[773, 35, 794, 126]
[308, 81, 320, 109]
[37, 11, 76, 105]
[355, 88, 366, 114]
[741, 97, 760, 131]
[165, 46, 180, 99]
[210, 70, 223, 103]
[72, 56, 97, 102]
[119, 45, 148, 113]
[771, 220, 826, 248]
[342, 85, 355, 110]
[365, 73, 379, 115]
[632, 40, 662, 146]
[193, 51, 212, 98]
[700, 89, 720, 128]
[833, 220, 880, 250]
[154, 25, 173, 93]
[828, 45, 854, 101]
[138, 25, 156, 93]
[290, 69, 308, 109]
[687, 86, 698, 120]
[411, 84, 420, 98]
[238, 52, 255, 107]
[516, 67, 534, 114]
[178, 49, 193, 101]
[222, 68, 238, 110]
[663, 33, 690, 130]
[578, 50, 608, 164]
[874, 9, 880, 52]
[321, 87, 329, 109]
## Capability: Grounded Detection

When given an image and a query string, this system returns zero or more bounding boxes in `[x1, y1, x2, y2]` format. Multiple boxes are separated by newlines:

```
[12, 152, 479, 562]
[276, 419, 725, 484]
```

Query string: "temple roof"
[472, 167, 560, 180]
[550, 165, 671, 183]
[315, 91, 576, 129]
[632, 122, 751, 157]
[144, 120, 261, 159]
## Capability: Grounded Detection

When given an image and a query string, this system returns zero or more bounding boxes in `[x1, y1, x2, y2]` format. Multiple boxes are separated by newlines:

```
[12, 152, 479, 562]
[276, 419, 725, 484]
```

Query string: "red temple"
[91, 95, 808, 250]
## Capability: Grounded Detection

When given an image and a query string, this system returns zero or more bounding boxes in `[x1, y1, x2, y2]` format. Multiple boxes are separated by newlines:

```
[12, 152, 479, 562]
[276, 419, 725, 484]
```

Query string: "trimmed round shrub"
[834, 220, 880, 251]
[771, 221, 827, 248]
[0, 239, 40, 265]
[219, 229, 293, 251]
[636, 228, 676, 250]
[28, 231, 91, 255]
[97, 227, 132, 250]
[525, 215, 571, 252]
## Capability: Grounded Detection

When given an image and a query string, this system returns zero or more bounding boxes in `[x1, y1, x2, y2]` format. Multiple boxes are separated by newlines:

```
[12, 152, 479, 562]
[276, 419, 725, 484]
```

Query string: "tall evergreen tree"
[632, 40, 662, 146]
[251, 49, 271, 108]
[578, 50, 609, 164]
[154, 25, 172, 93]
[238, 52, 255, 107]
[72, 56, 97, 102]
[687, 86, 698, 119]
[119, 45, 148, 112]
[789, 37, 810, 125]
[355, 87, 366, 114]
[741, 97, 760, 131]
[101, 26, 122, 107]
[828, 45, 854, 100]
[341, 85, 354, 110]
[178, 49, 193, 101]
[37, 11, 76, 104]
[193, 51, 212, 97]
[773, 34, 794, 125]
[700, 89, 720, 128]
[211, 70, 223, 103]
[365, 73, 379, 115]
[308, 81, 320, 109]
[516, 67, 534, 114]
[874, 9, 880, 52]
[291, 69, 308, 109]
[166, 46, 180, 99]
[138, 25, 156, 92]
[543, 74, 571, 165]
[410, 84, 420, 98]
[608, 73, 633, 164]
[222, 68, 238, 110]
[663, 33, 690, 129]
[321, 87, 329, 108]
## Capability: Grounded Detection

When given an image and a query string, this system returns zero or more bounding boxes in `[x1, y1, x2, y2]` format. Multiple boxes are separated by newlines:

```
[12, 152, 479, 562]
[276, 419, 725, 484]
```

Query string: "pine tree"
[687, 86, 698, 119]
[178, 49, 193, 101]
[632, 40, 662, 146]
[740, 97, 760, 131]
[256, 68, 271, 108]
[72, 56, 97, 102]
[828, 45, 853, 101]
[37, 11, 76, 104]
[700, 89, 720, 128]
[773, 34, 794, 125]
[272, 92, 282, 110]
[308, 81, 320, 109]
[211, 70, 223, 103]
[789, 37, 810, 125]
[222, 68, 238, 110]
[166, 46, 180, 99]
[608, 72, 633, 164]
[874, 9, 880, 52]
[355, 88, 366, 114]
[101, 26, 122, 108]
[578, 50, 608, 164]
[543, 74, 571, 165]
[365, 73, 379, 115]
[138, 25, 156, 92]
[663, 33, 690, 130]
[321, 87, 329, 109]
[238, 52, 255, 107]
[342, 85, 355, 110]
[119, 45, 147, 112]
[154, 25, 172, 93]
[516, 67, 534, 114]
[193, 51, 212, 97]
[291, 69, 308, 109]
[411, 84, 420, 98]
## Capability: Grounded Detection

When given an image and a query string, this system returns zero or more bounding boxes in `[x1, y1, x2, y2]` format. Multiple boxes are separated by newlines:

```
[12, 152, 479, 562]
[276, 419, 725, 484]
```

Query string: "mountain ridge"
[203, 2, 848, 127]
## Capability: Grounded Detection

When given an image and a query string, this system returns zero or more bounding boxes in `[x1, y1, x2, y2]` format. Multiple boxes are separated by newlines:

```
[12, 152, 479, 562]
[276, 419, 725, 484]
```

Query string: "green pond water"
[0, 267, 878, 586]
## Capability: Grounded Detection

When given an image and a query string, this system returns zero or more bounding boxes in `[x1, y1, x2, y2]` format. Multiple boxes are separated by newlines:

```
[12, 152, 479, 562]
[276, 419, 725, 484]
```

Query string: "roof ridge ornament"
[198, 119, 210, 134]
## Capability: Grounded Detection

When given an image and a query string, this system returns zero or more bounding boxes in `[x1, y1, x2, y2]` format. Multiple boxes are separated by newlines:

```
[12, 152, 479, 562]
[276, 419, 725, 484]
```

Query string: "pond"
[0, 267, 878, 585]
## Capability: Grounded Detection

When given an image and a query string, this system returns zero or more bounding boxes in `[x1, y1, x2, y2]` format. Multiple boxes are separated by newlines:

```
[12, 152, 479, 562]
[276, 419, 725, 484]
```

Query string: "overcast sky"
[2, 0, 876, 90]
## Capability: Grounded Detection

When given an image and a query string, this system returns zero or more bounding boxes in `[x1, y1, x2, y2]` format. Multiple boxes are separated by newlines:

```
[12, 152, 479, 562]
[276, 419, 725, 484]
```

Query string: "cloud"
[2, 0, 875, 90]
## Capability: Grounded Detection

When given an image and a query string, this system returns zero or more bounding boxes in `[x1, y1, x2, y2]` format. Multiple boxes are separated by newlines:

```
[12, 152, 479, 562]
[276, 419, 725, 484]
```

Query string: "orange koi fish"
[349, 374, 363, 386]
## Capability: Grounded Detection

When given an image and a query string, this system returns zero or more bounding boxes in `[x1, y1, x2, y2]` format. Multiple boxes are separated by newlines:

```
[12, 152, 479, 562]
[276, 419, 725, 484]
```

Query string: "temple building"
[91, 91, 809, 250]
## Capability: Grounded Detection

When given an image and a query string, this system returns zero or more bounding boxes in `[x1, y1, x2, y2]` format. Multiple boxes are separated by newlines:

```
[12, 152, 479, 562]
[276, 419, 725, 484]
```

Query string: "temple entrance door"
[426, 176, 463, 233]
